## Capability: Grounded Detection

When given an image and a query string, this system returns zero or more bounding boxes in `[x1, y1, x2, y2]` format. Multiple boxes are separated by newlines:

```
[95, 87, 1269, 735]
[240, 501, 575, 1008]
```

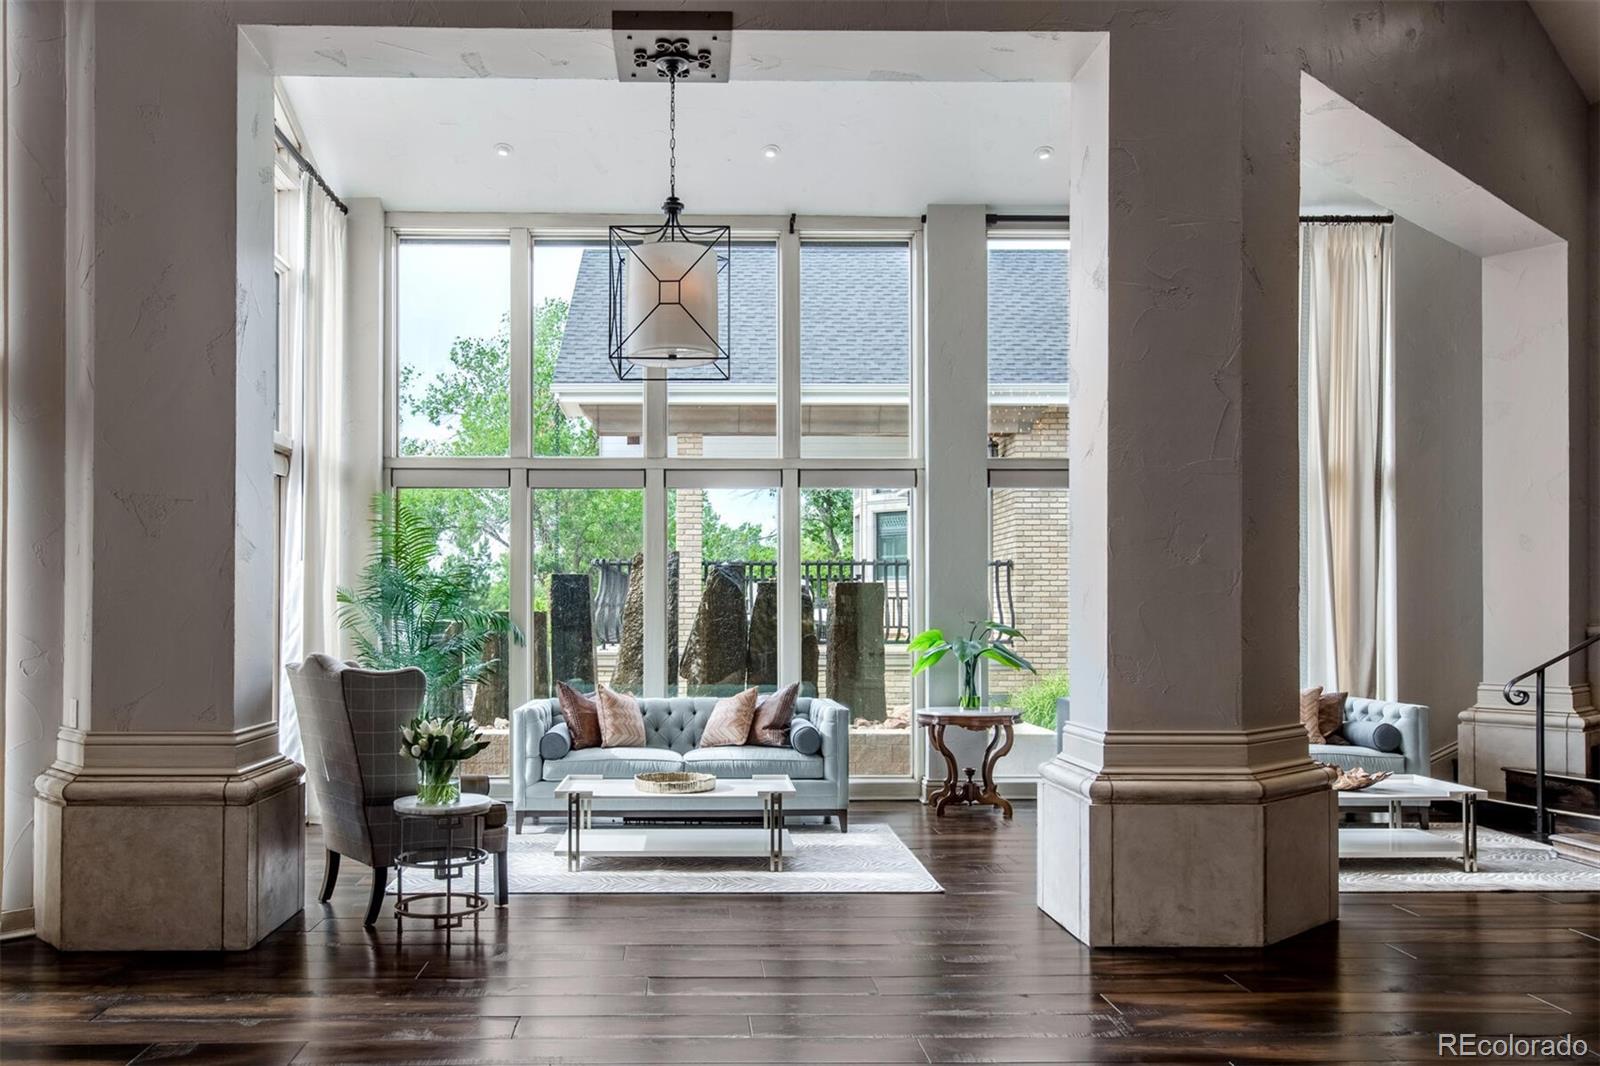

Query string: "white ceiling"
[280, 76, 1075, 216]
[274, 29, 1092, 216]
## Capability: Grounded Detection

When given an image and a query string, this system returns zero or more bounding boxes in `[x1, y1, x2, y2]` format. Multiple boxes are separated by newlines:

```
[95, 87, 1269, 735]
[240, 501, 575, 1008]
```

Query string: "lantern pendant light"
[608, 44, 732, 381]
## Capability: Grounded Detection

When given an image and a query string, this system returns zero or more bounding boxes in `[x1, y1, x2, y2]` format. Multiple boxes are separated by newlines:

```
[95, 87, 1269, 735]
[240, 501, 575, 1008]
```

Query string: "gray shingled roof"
[554, 244, 1068, 386]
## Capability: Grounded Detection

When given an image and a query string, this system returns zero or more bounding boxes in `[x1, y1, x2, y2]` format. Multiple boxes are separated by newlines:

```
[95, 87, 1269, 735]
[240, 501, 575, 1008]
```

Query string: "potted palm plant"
[908, 620, 1035, 709]
[338, 495, 523, 718]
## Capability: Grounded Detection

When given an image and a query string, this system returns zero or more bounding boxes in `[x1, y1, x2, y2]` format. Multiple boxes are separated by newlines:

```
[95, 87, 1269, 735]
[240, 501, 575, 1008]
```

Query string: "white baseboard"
[1, 907, 35, 940]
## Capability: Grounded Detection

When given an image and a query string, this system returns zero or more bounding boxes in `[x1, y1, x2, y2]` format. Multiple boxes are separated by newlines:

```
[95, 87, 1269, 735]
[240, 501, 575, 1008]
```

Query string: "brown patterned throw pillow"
[1318, 690, 1349, 745]
[699, 687, 759, 748]
[750, 682, 800, 747]
[596, 683, 647, 748]
[1299, 686, 1327, 742]
[556, 681, 602, 750]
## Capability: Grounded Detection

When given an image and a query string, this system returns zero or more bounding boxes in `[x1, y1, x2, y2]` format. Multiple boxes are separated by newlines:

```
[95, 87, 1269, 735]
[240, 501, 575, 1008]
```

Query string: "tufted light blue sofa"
[1310, 696, 1431, 777]
[511, 696, 850, 832]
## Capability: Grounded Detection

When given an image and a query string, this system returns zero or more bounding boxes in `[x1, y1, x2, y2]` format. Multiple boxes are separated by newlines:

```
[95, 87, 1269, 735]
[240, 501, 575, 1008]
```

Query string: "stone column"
[1458, 244, 1598, 785]
[1036, 28, 1336, 948]
[32, 6, 303, 950]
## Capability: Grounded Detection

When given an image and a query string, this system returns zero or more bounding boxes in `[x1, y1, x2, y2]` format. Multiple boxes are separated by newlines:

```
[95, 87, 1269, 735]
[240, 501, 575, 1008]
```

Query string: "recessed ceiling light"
[1034, 145, 1055, 161]
[761, 144, 781, 159]
[494, 142, 514, 158]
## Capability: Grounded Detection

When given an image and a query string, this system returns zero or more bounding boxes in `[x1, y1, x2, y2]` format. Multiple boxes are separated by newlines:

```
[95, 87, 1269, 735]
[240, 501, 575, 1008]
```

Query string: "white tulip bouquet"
[400, 712, 491, 805]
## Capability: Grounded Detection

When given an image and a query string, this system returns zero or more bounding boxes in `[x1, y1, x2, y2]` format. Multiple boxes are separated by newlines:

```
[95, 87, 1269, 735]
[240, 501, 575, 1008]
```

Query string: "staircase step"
[1550, 832, 1600, 868]
[1502, 768, 1600, 815]
[1477, 797, 1600, 839]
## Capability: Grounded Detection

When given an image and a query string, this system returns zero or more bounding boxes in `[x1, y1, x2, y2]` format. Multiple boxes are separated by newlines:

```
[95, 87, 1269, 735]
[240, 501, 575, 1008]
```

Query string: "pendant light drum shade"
[623, 239, 720, 366]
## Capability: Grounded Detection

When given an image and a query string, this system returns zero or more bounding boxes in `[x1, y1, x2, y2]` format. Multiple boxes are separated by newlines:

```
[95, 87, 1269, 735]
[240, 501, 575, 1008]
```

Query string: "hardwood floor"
[3, 802, 1597, 1064]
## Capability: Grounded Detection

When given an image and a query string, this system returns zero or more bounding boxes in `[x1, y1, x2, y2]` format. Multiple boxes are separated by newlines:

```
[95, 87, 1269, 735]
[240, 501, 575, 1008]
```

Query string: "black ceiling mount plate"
[613, 11, 733, 83]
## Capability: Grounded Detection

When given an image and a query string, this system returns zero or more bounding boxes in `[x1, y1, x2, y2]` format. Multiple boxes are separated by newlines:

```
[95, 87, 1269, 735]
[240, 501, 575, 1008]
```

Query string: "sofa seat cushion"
[683, 745, 824, 780]
[1310, 744, 1406, 774]
[543, 747, 684, 782]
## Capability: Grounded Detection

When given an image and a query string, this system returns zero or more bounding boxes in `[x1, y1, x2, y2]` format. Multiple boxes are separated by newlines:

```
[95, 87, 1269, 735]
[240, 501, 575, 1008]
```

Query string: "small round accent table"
[916, 708, 1021, 819]
[392, 793, 492, 934]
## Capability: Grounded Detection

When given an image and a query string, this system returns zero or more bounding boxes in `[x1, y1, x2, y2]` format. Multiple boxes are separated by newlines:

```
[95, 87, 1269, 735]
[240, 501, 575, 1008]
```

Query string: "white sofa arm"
[1343, 696, 1430, 776]
[808, 699, 850, 807]
[511, 700, 556, 814]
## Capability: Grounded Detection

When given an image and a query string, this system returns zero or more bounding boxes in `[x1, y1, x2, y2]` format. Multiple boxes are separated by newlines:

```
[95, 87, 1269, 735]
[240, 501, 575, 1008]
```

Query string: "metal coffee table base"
[563, 790, 789, 872]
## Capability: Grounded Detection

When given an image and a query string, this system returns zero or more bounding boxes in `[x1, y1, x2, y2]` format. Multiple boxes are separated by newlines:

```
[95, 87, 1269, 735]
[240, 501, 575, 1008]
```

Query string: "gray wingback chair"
[288, 654, 509, 926]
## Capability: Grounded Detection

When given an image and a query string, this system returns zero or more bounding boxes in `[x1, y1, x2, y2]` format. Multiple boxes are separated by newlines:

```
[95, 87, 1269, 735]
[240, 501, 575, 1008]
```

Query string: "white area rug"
[1339, 825, 1600, 892]
[492, 822, 941, 894]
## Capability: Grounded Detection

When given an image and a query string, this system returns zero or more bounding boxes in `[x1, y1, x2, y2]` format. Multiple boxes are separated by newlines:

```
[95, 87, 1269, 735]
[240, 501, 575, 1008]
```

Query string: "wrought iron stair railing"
[1502, 631, 1600, 843]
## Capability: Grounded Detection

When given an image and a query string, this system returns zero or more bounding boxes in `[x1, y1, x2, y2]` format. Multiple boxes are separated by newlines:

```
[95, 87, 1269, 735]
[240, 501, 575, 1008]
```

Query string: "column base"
[34, 755, 304, 950]
[1037, 730, 1337, 947]
[1458, 684, 1598, 788]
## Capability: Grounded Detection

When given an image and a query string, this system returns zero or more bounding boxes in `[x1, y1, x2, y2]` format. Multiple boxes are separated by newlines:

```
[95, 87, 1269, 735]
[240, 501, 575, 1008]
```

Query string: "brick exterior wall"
[989, 406, 1070, 692]
[672, 433, 705, 686]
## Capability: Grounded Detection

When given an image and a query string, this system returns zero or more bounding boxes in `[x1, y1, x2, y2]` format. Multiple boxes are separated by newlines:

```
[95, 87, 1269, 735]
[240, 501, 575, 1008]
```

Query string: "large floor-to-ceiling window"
[386, 217, 926, 786]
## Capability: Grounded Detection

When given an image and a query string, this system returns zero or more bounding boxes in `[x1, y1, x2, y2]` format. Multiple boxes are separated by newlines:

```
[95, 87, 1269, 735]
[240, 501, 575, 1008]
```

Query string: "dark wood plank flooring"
[2, 802, 1597, 1064]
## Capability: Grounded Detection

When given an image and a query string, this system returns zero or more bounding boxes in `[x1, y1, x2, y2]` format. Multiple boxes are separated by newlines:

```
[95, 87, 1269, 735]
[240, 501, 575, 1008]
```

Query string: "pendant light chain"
[667, 72, 678, 203]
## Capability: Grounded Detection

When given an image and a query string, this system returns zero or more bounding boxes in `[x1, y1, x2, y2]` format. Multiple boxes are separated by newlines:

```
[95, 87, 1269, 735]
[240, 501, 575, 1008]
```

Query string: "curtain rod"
[1300, 214, 1393, 224]
[275, 128, 349, 215]
[987, 213, 1069, 226]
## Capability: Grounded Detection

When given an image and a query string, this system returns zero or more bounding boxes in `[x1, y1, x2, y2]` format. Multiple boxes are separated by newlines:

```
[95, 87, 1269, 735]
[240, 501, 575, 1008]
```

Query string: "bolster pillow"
[1342, 717, 1402, 753]
[790, 716, 823, 756]
[540, 720, 573, 760]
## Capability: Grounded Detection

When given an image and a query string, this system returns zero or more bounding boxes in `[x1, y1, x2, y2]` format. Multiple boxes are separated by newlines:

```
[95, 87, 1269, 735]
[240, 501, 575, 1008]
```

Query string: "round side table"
[392, 793, 493, 933]
[915, 708, 1021, 818]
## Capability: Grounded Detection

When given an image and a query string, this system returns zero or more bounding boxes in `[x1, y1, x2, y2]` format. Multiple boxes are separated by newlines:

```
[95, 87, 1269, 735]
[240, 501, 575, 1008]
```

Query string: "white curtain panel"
[277, 177, 348, 766]
[1302, 222, 1395, 700]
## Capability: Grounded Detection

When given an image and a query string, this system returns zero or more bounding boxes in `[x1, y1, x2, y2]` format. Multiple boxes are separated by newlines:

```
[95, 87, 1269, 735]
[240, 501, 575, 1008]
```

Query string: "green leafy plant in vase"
[908, 620, 1036, 709]
[401, 712, 491, 805]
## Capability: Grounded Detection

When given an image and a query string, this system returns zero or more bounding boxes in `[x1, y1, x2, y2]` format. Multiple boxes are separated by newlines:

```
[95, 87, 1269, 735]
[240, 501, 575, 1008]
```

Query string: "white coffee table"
[1335, 774, 1488, 871]
[554, 774, 796, 872]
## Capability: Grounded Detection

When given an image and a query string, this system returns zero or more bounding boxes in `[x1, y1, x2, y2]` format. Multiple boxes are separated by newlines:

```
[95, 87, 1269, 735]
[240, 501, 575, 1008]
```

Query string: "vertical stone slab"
[800, 582, 819, 692]
[829, 582, 886, 721]
[746, 581, 779, 687]
[680, 564, 748, 696]
[611, 552, 646, 692]
[549, 574, 596, 690]
[473, 633, 508, 725]
[666, 551, 680, 688]
[531, 610, 550, 698]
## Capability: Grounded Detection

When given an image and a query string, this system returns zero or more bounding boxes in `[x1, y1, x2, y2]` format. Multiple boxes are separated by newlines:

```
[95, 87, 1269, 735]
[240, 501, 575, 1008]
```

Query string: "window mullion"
[778, 230, 802, 460]
[778, 469, 801, 686]
[643, 469, 668, 696]
[510, 228, 532, 458]
[509, 472, 531, 708]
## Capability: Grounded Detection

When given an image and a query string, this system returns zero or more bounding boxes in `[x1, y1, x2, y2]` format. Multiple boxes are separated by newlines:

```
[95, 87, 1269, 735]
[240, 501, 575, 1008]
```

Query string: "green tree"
[800, 488, 854, 561]
[703, 497, 776, 561]
[402, 299, 646, 614]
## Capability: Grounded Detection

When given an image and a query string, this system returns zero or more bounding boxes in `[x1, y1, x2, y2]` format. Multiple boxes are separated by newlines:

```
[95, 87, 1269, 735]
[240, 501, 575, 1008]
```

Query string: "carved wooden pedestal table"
[916, 708, 1021, 818]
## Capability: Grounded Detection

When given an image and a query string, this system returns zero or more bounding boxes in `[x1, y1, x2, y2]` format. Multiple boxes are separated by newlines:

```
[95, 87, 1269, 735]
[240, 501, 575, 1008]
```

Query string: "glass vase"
[416, 759, 460, 806]
[959, 661, 982, 709]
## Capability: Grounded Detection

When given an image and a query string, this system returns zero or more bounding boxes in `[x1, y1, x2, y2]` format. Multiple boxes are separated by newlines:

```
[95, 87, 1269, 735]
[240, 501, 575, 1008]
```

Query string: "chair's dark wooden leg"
[318, 849, 341, 902]
[363, 867, 388, 928]
[1419, 807, 1430, 830]
[837, 810, 849, 833]
[822, 814, 832, 825]
[495, 852, 509, 906]
[515, 811, 526, 834]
